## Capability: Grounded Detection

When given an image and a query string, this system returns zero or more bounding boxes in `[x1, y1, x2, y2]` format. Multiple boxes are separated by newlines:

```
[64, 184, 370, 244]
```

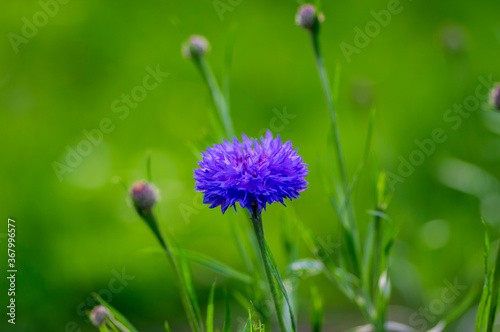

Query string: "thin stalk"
[194, 56, 235, 138]
[141, 210, 202, 332]
[309, 30, 348, 197]
[373, 214, 382, 297]
[250, 208, 288, 332]
[308, 28, 361, 269]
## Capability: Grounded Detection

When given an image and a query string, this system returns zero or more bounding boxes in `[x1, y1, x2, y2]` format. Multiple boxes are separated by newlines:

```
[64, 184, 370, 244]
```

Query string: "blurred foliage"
[1, 0, 500, 331]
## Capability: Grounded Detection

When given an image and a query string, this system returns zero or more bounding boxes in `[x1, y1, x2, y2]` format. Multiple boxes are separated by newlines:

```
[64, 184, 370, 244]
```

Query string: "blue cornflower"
[194, 130, 308, 214]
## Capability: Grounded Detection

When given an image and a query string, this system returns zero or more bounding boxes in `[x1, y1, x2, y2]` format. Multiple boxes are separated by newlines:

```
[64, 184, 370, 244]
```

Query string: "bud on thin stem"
[296, 4, 324, 32]
[182, 35, 210, 60]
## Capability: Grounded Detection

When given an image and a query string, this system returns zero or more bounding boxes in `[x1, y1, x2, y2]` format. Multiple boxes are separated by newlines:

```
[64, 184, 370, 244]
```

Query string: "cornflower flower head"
[194, 130, 308, 215]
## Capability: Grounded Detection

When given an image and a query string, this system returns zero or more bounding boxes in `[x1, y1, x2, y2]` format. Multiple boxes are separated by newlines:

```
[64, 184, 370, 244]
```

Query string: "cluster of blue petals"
[194, 131, 308, 214]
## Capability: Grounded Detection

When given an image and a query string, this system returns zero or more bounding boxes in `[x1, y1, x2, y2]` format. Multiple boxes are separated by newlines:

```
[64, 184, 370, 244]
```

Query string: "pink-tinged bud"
[182, 35, 210, 60]
[296, 4, 324, 30]
[489, 84, 500, 111]
[130, 181, 158, 212]
[90, 305, 110, 327]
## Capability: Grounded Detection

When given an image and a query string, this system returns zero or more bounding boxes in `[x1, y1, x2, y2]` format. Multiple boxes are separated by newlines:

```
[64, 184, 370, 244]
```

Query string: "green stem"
[250, 208, 288, 332]
[141, 210, 202, 332]
[373, 215, 382, 296]
[309, 30, 348, 195]
[309, 29, 361, 270]
[195, 56, 235, 138]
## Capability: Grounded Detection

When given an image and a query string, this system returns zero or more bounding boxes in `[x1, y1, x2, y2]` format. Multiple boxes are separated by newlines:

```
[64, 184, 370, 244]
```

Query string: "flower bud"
[90, 305, 110, 327]
[296, 4, 324, 30]
[489, 84, 500, 111]
[130, 181, 158, 212]
[182, 35, 210, 60]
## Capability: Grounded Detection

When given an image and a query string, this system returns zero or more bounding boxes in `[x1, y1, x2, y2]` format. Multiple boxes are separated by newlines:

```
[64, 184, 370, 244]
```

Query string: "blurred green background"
[2, 0, 500, 330]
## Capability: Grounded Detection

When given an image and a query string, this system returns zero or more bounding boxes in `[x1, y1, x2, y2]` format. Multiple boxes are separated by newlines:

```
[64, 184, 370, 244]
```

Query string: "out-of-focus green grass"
[1, 0, 500, 330]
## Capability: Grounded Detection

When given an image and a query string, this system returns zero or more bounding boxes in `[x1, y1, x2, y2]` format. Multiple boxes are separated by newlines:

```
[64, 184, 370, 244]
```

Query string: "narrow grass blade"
[241, 307, 254, 332]
[223, 287, 231, 332]
[362, 217, 375, 295]
[475, 221, 498, 332]
[206, 281, 216, 332]
[310, 285, 324, 332]
[486, 242, 500, 331]
[184, 249, 252, 284]
[178, 248, 204, 331]
[164, 321, 171, 332]
[264, 241, 297, 332]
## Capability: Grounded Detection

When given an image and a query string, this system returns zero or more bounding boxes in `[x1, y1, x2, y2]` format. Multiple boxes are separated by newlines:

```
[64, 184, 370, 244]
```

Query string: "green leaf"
[222, 287, 231, 332]
[475, 221, 500, 332]
[241, 307, 253, 332]
[178, 248, 204, 331]
[264, 241, 297, 332]
[164, 321, 171, 332]
[291, 214, 360, 306]
[206, 281, 216, 332]
[362, 217, 376, 295]
[486, 241, 500, 331]
[483, 221, 491, 275]
[184, 249, 252, 284]
[310, 285, 324, 332]
[91, 293, 138, 332]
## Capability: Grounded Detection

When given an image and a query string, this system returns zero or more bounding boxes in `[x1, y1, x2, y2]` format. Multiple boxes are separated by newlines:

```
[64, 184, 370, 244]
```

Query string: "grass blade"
[241, 307, 254, 332]
[310, 285, 324, 332]
[178, 248, 204, 331]
[206, 281, 216, 332]
[264, 241, 297, 332]
[184, 249, 252, 284]
[223, 287, 231, 332]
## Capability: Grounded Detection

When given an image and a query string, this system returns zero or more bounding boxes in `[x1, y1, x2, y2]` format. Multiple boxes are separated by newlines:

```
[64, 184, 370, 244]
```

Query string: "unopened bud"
[296, 4, 324, 30]
[90, 305, 110, 327]
[182, 35, 210, 59]
[131, 181, 158, 212]
[489, 84, 500, 111]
